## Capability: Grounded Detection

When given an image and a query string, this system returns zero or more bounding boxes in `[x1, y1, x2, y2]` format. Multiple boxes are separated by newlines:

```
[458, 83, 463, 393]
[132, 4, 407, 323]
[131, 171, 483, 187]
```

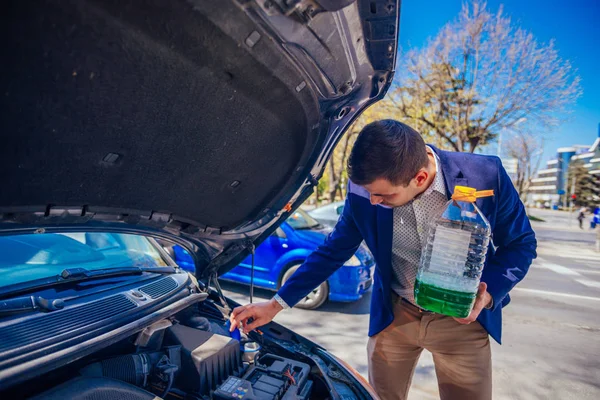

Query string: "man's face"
[363, 178, 420, 207]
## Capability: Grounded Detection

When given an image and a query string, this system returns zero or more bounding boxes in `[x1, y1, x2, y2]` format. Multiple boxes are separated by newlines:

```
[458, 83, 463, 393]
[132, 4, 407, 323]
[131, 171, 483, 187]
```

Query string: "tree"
[326, 132, 354, 203]
[568, 161, 600, 208]
[504, 132, 544, 200]
[324, 99, 407, 202]
[390, 1, 581, 153]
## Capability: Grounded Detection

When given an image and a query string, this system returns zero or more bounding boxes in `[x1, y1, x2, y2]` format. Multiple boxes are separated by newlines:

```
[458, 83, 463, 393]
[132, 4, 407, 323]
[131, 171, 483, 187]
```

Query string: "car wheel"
[281, 264, 328, 310]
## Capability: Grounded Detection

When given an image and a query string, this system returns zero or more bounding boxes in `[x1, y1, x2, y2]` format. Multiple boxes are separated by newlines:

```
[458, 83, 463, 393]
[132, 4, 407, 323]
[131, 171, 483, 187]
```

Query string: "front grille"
[139, 277, 178, 299]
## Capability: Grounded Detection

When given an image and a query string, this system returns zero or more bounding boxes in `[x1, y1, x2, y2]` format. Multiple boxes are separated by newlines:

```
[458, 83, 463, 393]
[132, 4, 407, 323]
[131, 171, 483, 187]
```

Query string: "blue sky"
[398, 0, 600, 164]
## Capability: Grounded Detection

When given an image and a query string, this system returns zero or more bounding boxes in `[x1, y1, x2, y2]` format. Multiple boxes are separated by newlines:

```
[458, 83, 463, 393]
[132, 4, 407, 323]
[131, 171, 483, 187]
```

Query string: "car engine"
[14, 315, 316, 400]
[0, 270, 370, 400]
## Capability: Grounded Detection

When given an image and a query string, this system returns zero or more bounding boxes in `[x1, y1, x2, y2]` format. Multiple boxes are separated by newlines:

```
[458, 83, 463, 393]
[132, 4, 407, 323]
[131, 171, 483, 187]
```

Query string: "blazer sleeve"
[276, 196, 364, 307]
[481, 159, 537, 311]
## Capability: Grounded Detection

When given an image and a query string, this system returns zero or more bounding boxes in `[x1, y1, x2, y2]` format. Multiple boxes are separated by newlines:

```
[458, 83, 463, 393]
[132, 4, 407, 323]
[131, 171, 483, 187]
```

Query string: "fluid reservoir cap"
[244, 341, 261, 352]
[243, 341, 261, 363]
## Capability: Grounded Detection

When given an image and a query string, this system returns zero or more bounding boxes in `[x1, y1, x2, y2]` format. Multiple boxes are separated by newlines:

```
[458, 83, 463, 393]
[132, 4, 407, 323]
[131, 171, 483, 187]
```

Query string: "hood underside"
[0, 0, 400, 277]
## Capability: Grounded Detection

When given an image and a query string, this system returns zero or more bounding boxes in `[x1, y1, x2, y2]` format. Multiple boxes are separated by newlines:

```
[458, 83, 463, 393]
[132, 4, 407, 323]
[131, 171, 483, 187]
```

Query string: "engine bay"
[1, 298, 350, 400]
[0, 263, 373, 400]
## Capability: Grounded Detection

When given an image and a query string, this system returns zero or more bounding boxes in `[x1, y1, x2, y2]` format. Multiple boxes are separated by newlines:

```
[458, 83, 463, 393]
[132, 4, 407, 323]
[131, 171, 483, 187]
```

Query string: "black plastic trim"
[0, 291, 205, 390]
[0, 273, 191, 388]
[0, 294, 137, 356]
[140, 277, 178, 299]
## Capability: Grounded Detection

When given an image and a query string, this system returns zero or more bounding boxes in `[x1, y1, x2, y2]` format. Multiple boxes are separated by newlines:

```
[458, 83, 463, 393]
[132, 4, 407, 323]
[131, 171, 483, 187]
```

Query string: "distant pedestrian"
[577, 206, 586, 229]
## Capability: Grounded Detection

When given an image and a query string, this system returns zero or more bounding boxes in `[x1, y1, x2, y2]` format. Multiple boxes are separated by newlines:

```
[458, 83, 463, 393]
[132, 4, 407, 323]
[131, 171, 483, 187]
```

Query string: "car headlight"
[344, 255, 362, 266]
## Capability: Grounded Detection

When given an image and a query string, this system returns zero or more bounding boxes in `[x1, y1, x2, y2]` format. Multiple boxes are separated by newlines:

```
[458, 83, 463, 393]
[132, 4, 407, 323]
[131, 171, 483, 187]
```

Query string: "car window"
[271, 227, 287, 238]
[287, 209, 321, 230]
[0, 232, 167, 289]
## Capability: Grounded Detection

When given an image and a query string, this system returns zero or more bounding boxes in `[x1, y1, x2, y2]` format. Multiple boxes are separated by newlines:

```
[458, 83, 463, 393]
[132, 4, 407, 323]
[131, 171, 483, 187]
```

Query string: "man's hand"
[229, 298, 283, 333]
[454, 282, 493, 325]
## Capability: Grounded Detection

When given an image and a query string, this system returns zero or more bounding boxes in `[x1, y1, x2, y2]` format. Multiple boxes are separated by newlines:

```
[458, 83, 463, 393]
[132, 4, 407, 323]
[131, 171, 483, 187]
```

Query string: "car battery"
[213, 354, 312, 400]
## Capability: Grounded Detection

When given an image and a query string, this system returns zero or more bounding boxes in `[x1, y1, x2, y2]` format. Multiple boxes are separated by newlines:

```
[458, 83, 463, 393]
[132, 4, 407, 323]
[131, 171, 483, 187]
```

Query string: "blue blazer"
[278, 147, 537, 343]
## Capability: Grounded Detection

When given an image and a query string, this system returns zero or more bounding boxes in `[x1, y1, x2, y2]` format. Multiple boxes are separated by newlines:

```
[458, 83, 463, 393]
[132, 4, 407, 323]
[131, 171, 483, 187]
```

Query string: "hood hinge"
[208, 272, 231, 318]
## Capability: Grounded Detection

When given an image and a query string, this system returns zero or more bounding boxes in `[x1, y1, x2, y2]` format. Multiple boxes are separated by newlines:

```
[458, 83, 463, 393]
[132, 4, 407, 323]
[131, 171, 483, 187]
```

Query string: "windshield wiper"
[0, 295, 65, 315]
[0, 266, 177, 299]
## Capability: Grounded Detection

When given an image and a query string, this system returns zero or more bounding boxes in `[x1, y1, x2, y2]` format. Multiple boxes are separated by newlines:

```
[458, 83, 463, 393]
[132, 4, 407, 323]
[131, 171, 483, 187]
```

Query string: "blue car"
[174, 209, 374, 309]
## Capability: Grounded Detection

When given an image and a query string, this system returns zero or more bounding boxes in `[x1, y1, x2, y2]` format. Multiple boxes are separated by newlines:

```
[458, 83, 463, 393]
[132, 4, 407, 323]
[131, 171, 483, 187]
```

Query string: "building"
[529, 124, 600, 207]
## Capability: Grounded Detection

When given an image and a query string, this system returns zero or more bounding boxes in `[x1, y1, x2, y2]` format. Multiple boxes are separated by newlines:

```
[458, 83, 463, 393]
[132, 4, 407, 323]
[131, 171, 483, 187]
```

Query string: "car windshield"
[287, 209, 321, 230]
[0, 232, 167, 289]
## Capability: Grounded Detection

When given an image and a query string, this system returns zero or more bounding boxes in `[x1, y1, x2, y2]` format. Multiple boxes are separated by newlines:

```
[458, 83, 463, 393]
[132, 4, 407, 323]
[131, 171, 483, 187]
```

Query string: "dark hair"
[347, 120, 428, 186]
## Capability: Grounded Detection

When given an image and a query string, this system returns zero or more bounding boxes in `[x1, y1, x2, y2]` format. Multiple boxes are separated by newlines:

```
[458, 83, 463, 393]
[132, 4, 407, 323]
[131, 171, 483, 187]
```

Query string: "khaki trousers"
[367, 296, 492, 400]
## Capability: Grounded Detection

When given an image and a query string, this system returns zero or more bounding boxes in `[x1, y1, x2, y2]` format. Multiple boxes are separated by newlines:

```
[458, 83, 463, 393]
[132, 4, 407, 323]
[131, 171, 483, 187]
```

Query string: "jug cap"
[451, 186, 494, 202]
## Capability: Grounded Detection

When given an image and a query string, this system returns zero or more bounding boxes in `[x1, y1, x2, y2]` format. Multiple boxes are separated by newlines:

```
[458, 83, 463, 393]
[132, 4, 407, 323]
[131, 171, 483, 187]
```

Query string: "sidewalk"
[528, 208, 599, 254]
[528, 208, 597, 232]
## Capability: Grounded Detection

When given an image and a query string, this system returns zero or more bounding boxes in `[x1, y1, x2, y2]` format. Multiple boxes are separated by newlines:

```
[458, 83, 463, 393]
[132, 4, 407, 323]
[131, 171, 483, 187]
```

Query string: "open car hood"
[0, 0, 400, 279]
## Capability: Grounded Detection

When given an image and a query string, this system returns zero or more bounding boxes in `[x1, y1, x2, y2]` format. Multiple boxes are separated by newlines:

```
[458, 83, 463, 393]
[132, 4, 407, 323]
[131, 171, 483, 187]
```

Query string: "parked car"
[0, 0, 399, 398]
[307, 201, 346, 228]
[173, 208, 375, 309]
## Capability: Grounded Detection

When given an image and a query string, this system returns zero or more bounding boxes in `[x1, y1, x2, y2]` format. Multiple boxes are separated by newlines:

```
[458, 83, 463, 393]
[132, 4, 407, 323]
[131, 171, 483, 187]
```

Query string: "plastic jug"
[414, 186, 493, 317]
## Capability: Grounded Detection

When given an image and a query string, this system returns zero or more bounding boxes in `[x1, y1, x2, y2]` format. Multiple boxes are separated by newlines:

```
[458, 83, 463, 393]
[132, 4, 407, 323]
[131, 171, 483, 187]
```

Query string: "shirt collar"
[422, 146, 446, 197]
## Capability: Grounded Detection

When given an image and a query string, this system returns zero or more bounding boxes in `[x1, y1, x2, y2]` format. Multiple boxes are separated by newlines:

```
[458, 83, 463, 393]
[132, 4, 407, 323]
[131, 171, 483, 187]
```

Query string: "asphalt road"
[223, 208, 600, 400]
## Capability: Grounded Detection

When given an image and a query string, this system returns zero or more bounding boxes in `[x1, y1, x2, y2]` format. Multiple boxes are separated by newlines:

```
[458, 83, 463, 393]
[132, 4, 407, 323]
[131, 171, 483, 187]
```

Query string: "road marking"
[570, 268, 600, 274]
[532, 259, 600, 290]
[513, 288, 600, 302]
[534, 260, 582, 276]
[575, 279, 600, 289]
[538, 245, 600, 261]
[537, 250, 600, 262]
[554, 254, 599, 262]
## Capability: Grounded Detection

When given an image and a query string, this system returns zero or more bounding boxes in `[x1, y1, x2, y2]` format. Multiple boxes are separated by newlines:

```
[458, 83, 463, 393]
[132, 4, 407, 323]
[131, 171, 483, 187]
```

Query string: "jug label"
[428, 226, 471, 275]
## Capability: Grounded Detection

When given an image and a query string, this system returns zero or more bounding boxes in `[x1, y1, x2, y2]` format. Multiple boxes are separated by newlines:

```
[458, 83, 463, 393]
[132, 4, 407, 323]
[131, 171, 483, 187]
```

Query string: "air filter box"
[164, 323, 242, 395]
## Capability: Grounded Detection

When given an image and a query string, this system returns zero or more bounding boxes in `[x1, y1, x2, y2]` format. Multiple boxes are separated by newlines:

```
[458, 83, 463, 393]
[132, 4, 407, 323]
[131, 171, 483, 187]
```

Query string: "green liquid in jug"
[414, 279, 477, 318]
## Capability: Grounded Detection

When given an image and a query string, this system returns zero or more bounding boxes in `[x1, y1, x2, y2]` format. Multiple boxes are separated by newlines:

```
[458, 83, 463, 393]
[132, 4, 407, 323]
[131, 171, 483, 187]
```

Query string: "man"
[230, 120, 537, 400]
[578, 206, 586, 229]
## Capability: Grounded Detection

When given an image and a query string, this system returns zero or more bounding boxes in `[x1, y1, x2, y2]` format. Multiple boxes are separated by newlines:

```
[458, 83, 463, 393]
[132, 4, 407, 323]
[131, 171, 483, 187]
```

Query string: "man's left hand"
[454, 282, 492, 325]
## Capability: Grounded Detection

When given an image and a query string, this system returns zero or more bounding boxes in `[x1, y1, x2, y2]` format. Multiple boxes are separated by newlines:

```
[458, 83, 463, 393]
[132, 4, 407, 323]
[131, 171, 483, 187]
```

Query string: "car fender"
[274, 249, 310, 283]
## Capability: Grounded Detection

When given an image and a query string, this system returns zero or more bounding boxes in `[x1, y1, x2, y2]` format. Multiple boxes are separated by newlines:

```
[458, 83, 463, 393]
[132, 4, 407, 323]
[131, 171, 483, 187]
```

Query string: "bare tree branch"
[504, 132, 544, 199]
[391, 0, 581, 153]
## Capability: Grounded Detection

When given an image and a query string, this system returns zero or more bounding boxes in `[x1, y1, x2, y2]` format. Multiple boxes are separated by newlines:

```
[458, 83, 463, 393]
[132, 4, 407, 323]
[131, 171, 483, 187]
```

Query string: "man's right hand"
[229, 298, 283, 333]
